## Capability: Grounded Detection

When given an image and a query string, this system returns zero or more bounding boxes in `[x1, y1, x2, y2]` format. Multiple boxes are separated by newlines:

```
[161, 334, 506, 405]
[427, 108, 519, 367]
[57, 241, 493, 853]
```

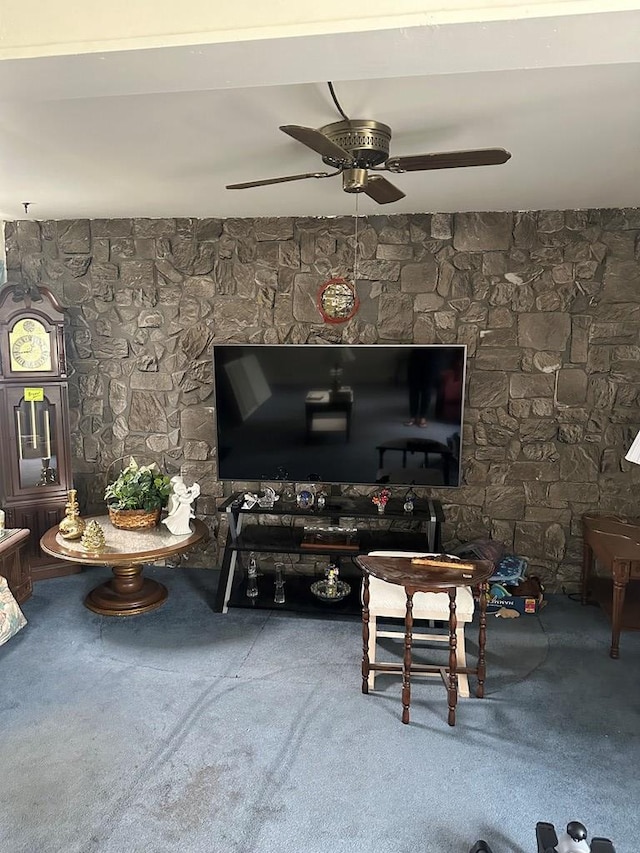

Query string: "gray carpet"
[1, 566, 638, 853]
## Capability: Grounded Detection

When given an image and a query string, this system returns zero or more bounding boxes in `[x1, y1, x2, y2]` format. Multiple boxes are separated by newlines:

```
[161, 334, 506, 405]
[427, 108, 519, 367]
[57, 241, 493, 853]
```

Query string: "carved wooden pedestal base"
[84, 563, 168, 616]
[40, 516, 209, 618]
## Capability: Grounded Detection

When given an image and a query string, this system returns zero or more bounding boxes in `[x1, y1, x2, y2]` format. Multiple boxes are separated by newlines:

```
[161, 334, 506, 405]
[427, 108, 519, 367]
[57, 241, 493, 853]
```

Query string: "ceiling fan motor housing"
[319, 119, 392, 168]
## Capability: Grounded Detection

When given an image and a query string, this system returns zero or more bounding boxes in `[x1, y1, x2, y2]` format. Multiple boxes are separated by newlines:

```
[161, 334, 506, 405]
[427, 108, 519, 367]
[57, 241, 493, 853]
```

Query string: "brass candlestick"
[58, 489, 86, 540]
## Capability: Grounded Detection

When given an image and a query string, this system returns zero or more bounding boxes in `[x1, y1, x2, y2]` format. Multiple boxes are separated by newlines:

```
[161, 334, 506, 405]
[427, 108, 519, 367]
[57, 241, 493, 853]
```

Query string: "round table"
[40, 516, 209, 616]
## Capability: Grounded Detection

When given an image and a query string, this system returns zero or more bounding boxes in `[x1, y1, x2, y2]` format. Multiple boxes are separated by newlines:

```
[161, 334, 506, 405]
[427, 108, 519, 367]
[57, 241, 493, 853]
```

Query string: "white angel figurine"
[162, 476, 201, 535]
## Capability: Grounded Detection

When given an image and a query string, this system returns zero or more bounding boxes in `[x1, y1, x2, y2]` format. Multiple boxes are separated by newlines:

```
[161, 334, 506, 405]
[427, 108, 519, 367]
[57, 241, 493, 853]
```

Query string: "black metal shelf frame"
[214, 492, 443, 614]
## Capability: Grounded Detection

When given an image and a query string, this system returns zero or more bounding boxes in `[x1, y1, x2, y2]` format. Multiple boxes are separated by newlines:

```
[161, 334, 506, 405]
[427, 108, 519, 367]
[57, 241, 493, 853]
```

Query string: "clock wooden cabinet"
[0, 284, 78, 580]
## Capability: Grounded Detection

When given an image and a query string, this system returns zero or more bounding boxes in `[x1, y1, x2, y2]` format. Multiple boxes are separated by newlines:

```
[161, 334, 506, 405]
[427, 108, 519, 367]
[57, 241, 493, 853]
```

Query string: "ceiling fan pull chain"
[353, 195, 359, 286]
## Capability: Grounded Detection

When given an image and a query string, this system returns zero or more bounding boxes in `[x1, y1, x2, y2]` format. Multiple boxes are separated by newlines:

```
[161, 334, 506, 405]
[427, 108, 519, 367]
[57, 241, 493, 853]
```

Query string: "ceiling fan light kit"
[226, 83, 512, 204]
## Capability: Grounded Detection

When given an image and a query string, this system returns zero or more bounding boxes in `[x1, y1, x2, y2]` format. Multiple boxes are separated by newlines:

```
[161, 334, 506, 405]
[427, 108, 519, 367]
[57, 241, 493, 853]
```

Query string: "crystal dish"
[310, 579, 352, 602]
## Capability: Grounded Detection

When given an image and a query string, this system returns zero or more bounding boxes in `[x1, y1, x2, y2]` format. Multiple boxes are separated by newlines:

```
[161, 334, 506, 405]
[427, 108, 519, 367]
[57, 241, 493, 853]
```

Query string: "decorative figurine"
[403, 487, 417, 514]
[326, 563, 339, 590]
[81, 520, 106, 554]
[162, 476, 201, 535]
[58, 489, 86, 540]
[310, 562, 351, 602]
[36, 457, 58, 486]
[257, 487, 278, 509]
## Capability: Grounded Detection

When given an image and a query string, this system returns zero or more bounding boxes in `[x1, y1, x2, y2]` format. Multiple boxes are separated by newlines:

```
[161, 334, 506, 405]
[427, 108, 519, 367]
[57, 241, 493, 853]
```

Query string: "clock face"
[9, 318, 53, 372]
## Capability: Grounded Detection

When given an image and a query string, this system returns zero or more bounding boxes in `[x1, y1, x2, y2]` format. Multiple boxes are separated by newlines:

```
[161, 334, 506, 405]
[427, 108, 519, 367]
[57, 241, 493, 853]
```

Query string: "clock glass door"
[13, 393, 59, 489]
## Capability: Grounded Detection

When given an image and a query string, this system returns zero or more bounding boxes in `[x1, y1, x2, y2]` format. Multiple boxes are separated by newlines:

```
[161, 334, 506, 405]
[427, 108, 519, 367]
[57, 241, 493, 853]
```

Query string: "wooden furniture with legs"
[356, 553, 493, 726]
[0, 528, 32, 604]
[41, 516, 208, 616]
[581, 514, 640, 659]
[364, 551, 475, 698]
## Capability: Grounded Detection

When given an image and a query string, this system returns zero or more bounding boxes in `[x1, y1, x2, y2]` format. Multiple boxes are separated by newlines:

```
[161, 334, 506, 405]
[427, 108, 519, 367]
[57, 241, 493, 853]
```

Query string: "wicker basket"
[108, 507, 161, 531]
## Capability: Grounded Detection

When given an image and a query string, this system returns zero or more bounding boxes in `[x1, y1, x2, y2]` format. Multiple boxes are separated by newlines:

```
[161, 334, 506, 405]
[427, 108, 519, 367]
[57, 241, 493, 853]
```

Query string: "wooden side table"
[581, 514, 640, 659]
[41, 516, 209, 616]
[0, 528, 32, 603]
[356, 554, 493, 726]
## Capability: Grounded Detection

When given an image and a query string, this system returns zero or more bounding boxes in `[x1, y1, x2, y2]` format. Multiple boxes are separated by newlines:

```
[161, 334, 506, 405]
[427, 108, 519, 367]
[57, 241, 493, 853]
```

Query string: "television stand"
[214, 491, 443, 616]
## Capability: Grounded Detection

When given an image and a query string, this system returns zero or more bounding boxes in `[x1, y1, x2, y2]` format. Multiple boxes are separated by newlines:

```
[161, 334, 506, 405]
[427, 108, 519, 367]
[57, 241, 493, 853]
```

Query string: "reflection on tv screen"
[213, 344, 466, 487]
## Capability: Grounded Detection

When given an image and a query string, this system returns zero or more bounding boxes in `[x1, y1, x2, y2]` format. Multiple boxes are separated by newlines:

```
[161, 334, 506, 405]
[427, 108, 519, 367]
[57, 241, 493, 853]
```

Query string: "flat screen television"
[213, 344, 466, 487]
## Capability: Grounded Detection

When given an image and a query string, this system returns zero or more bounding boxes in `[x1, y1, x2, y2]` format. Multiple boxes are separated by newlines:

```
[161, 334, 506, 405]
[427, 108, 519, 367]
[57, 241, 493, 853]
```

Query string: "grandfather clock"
[0, 283, 77, 580]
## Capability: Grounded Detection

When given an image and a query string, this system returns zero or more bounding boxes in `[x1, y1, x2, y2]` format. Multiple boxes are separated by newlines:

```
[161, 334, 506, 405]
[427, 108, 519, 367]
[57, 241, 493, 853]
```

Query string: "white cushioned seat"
[367, 574, 474, 618]
[363, 550, 475, 697]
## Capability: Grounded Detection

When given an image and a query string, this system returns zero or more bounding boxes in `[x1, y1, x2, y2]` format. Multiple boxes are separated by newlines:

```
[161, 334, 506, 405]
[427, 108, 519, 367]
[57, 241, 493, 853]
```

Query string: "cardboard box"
[487, 593, 544, 615]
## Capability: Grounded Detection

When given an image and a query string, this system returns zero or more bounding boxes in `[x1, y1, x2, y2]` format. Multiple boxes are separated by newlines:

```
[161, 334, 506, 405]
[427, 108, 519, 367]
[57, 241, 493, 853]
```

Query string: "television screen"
[213, 344, 466, 487]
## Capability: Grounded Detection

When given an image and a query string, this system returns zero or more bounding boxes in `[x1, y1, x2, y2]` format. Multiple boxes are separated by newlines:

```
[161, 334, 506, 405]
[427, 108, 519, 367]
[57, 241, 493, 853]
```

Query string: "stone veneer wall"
[4, 210, 640, 587]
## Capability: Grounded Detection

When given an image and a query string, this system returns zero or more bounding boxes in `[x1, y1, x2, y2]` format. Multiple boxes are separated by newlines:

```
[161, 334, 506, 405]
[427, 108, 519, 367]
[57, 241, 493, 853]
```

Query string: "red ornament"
[317, 277, 360, 324]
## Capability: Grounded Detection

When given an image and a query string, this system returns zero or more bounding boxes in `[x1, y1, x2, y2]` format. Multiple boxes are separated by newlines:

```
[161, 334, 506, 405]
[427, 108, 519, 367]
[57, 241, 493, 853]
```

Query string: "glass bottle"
[246, 552, 259, 600]
[274, 563, 286, 604]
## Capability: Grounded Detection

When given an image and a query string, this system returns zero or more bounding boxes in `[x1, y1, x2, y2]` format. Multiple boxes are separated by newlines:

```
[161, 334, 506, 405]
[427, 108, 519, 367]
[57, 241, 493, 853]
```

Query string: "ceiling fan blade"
[226, 171, 338, 190]
[386, 148, 512, 173]
[363, 174, 406, 205]
[280, 125, 353, 163]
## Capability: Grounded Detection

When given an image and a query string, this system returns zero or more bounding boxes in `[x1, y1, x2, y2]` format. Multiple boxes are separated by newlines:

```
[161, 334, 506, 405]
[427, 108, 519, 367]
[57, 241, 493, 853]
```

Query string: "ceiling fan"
[226, 83, 512, 205]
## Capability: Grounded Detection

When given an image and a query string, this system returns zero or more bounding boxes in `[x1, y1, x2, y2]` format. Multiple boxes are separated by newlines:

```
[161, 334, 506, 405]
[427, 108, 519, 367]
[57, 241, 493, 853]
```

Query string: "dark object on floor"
[470, 820, 616, 853]
[536, 820, 615, 853]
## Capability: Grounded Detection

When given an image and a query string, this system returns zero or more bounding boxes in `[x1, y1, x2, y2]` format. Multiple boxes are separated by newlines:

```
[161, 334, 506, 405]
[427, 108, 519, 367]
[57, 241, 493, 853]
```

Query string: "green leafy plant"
[104, 458, 172, 512]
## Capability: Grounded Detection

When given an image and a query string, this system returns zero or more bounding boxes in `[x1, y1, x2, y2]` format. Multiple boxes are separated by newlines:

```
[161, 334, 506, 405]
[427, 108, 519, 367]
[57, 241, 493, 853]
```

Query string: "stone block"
[509, 374, 554, 398]
[91, 219, 133, 238]
[400, 259, 437, 292]
[181, 406, 216, 444]
[556, 369, 588, 405]
[16, 220, 42, 253]
[413, 314, 435, 343]
[485, 485, 525, 519]
[119, 259, 156, 289]
[547, 481, 599, 505]
[109, 380, 129, 415]
[292, 273, 326, 323]
[129, 372, 173, 391]
[431, 213, 452, 240]
[413, 293, 444, 312]
[468, 372, 508, 408]
[255, 218, 294, 241]
[128, 391, 168, 432]
[357, 260, 401, 281]
[377, 294, 413, 340]
[558, 445, 599, 482]
[134, 219, 176, 238]
[183, 440, 210, 461]
[474, 348, 521, 371]
[453, 212, 513, 252]
[376, 243, 413, 261]
[602, 258, 640, 302]
[517, 312, 570, 351]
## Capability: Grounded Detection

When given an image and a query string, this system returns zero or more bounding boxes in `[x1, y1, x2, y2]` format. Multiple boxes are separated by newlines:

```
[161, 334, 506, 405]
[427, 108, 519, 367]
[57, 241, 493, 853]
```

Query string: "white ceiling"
[0, 8, 639, 221]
